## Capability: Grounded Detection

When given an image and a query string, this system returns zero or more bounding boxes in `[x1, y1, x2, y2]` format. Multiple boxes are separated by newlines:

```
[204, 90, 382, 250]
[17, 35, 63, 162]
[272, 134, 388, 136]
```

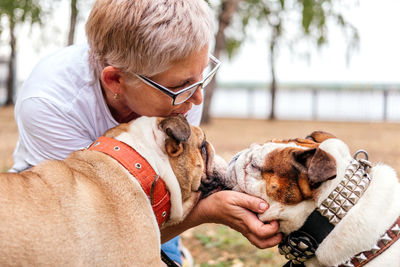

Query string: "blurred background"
[1, 0, 400, 266]
[1, 0, 400, 122]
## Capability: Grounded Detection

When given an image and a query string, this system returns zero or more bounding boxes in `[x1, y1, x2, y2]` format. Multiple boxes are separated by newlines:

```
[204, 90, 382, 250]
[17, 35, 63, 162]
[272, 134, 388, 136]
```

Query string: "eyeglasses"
[135, 55, 221, 105]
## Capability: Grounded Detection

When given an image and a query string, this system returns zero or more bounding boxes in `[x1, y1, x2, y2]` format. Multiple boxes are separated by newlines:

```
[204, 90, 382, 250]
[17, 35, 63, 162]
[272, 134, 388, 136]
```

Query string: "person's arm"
[161, 190, 282, 249]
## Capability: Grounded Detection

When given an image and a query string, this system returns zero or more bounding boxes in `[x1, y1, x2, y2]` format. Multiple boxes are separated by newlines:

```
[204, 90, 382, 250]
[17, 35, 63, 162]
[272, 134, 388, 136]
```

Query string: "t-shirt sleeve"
[12, 97, 94, 170]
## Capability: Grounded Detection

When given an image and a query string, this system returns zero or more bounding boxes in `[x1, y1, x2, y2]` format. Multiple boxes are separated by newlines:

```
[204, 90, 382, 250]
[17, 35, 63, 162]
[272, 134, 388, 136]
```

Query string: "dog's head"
[225, 131, 348, 233]
[104, 115, 227, 225]
[158, 115, 228, 212]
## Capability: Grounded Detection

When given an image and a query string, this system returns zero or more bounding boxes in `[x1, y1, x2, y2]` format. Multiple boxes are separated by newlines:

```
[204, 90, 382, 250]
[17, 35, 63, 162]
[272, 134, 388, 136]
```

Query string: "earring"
[113, 93, 120, 100]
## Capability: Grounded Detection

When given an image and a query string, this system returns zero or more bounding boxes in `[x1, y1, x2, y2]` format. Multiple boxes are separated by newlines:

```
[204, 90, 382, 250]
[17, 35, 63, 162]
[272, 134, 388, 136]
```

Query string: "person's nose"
[187, 86, 203, 105]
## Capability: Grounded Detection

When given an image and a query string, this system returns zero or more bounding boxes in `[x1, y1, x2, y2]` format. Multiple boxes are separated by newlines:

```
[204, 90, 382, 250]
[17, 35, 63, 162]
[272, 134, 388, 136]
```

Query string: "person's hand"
[191, 190, 282, 249]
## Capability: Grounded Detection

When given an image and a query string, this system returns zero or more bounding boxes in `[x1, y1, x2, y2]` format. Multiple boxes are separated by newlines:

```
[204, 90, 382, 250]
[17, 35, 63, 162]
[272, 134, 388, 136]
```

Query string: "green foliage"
[0, 0, 43, 27]
[221, 0, 359, 58]
[195, 225, 250, 249]
[225, 38, 242, 59]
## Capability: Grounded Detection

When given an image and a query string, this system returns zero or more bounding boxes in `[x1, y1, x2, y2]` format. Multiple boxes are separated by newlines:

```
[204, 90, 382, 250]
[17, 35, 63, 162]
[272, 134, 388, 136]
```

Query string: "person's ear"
[101, 66, 123, 95]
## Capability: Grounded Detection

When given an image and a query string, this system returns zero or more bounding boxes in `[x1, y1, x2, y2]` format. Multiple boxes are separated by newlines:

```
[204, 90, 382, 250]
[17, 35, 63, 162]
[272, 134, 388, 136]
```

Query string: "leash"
[161, 249, 180, 267]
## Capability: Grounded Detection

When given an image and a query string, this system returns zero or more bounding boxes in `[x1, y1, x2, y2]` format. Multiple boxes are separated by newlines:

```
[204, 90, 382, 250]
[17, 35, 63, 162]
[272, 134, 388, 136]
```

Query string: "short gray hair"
[86, 0, 215, 78]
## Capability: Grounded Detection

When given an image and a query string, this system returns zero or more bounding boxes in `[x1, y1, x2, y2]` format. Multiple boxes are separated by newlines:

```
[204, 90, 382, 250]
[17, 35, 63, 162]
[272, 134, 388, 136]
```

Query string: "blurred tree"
[0, 0, 43, 105]
[202, 0, 240, 124]
[202, 0, 359, 122]
[67, 0, 78, 45]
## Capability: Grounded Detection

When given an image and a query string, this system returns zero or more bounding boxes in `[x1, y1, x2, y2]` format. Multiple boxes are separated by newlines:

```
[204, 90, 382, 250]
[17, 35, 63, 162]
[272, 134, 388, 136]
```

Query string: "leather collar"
[88, 136, 171, 228]
[279, 210, 334, 264]
[338, 216, 400, 267]
[281, 212, 400, 267]
[280, 151, 400, 267]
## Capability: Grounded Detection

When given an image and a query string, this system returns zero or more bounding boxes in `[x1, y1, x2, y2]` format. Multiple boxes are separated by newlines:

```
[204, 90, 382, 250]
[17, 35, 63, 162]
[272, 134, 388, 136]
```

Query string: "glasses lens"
[174, 84, 201, 105]
[172, 55, 220, 105]
[202, 70, 216, 88]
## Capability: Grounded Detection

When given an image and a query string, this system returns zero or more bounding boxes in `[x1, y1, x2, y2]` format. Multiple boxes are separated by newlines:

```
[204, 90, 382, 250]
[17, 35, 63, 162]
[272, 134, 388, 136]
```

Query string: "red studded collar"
[88, 136, 171, 228]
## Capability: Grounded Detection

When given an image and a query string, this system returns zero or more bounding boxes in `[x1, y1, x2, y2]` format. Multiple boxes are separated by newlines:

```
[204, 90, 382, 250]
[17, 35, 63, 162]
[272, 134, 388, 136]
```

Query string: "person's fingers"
[243, 213, 280, 237]
[193, 191, 282, 249]
[245, 232, 283, 249]
[240, 217, 281, 248]
[230, 191, 269, 213]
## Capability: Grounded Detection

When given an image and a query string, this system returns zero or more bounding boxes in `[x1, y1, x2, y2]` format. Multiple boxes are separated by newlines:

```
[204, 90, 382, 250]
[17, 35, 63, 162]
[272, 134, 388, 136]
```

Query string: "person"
[11, 0, 282, 265]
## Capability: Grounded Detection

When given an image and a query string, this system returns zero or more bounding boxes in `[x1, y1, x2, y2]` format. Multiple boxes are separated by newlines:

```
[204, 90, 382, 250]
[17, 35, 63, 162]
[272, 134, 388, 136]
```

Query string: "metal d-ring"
[353, 149, 369, 161]
[353, 149, 372, 170]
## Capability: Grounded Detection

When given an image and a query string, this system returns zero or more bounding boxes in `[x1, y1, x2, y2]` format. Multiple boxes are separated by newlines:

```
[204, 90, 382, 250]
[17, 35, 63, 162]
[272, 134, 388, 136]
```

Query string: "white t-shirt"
[11, 44, 203, 172]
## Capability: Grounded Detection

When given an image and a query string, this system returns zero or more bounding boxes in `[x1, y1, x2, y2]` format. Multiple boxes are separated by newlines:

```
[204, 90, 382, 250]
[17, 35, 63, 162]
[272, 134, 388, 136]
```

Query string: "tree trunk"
[5, 20, 16, 106]
[67, 0, 78, 46]
[268, 24, 279, 120]
[201, 0, 240, 124]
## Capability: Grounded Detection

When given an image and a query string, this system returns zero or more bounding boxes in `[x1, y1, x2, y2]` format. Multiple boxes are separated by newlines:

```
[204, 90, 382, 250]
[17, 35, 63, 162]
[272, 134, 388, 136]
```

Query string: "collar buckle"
[279, 231, 318, 264]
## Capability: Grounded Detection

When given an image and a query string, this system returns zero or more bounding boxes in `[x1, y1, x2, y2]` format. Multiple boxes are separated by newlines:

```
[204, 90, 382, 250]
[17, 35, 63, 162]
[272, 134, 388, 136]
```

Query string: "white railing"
[211, 82, 400, 122]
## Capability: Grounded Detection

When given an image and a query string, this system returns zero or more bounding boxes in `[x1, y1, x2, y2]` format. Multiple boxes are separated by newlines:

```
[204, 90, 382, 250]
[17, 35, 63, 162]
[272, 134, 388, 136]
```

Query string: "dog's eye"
[262, 168, 273, 174]
[250, 162, 261, 171]
[200, 142, 207, 158]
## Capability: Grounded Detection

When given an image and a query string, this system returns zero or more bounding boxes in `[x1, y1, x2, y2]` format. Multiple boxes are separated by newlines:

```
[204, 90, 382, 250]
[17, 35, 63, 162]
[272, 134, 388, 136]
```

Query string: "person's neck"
[108, 104, 141, 123]
[100, 80, 141, 123]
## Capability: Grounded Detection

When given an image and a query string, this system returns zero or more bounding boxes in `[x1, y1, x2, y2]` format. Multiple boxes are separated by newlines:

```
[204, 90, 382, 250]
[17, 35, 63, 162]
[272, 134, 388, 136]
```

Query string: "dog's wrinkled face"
[157, 115, 227, 219]
[104, 115, 226, 224]
[225, 132, 337, 231]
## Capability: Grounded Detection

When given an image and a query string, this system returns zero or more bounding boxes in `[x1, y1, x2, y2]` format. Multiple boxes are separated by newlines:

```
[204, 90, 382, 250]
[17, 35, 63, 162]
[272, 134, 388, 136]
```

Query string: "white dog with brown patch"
[224, 131, 400, 266]
[0, 115, 226, 266]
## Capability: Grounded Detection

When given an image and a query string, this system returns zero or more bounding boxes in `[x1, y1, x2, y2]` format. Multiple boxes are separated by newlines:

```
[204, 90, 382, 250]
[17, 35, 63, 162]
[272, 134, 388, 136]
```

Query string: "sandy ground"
[1, 105, 400, 266]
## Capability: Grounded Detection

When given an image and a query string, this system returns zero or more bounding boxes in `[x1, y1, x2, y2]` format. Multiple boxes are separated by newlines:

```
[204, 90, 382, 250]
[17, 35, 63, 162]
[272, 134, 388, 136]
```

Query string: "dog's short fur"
[225, 132, 400, 266]
[0, 115, 226, 266]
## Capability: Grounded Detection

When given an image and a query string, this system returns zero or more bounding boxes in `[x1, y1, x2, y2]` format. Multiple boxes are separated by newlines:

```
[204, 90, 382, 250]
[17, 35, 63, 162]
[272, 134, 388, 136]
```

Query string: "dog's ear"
[165, 138, 184, 157]
[160, 115, 191, 142]
[306, 131, 336, 143]
[292, 148, 336, 186]
[160, 115, 191, 157]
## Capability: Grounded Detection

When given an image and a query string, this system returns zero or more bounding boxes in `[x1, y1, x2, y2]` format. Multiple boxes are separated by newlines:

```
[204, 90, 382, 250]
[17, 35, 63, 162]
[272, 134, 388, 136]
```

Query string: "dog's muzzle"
[199, 155, 230, 199]
[198, 175, 228, 199]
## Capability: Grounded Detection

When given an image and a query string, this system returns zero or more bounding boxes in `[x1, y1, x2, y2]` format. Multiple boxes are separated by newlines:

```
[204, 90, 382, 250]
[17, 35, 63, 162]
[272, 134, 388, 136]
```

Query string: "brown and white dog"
[225, 131, 400, 266]
[0, 115, 226, 266]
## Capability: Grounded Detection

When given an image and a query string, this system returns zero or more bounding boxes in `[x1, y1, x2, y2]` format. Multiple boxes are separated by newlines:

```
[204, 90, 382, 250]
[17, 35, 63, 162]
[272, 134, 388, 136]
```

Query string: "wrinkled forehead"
[231, 141, 309, 165]
[270, 138, 319, 149]
[258, 141, 310, 157]
[190, 125, 204, 138]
